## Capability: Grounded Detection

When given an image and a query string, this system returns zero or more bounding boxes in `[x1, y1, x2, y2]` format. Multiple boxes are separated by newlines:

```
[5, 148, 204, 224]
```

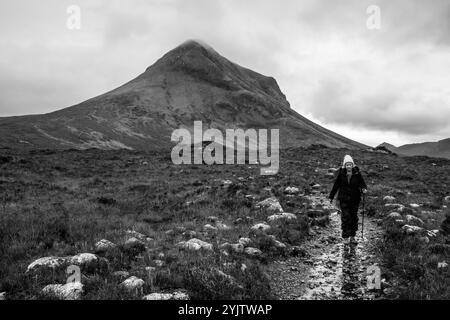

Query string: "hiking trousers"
[339, 200, 359, 238]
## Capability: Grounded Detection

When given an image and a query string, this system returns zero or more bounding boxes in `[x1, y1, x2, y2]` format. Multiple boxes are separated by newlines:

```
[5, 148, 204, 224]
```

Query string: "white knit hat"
[342, 154, 355, 168]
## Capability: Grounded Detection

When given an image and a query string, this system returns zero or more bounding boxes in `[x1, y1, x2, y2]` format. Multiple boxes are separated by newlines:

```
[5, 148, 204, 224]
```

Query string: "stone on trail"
[383, 196, 396, 203]
[402, 224, 424, 235]
[255, 197, 283, 213]
[0, 292, 6, 300]
[42, 282, 83, 300]
[203, 224, 218, 232]
[409, 203, 421, 208]
[437, 261, 448, 269]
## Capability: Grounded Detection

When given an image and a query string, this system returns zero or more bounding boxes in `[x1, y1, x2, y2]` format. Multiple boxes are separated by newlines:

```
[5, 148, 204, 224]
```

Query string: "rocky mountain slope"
[0, 40, 367, 151]
[378, 139, 450, 159]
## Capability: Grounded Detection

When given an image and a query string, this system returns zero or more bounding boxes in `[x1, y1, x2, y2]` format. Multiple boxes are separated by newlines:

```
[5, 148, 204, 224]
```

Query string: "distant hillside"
[377, 138, 450, 159]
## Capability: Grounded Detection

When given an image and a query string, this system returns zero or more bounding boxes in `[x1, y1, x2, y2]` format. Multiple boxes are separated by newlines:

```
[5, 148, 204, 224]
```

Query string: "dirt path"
[268, 192, 384, 300]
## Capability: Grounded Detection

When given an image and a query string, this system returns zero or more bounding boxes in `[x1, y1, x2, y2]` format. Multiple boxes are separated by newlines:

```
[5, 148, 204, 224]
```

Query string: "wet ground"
[268, 192, 385, 300]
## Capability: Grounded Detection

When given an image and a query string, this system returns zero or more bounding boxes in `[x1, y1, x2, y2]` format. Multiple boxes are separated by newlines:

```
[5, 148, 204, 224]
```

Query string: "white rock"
[405, 215, 424, 226]
[216, 222, 231, 231]
[267, 212, 297, 222]
[95, 239, 116, 253]
[178, 238, 213, 251]
[0, 292, 6, 300]
[273, 240, 287, 249]
[238, 237, 251, 247]
[245, 247, 262, 256]
[444, 196, 450, 203]
[402, 225, 424, 235]
[203, 224, 218, 231]
[121, 276, 145, 294]
[284, 187, 300, 194]
[124, 237, 145, 249]
[241, 264, 247, 272]
[126, 230, 147, 241]
[438, 261, 448, 269]
[143, 291, 189, 300]
[427, 229, 440, 237]
[154, 260, 164, 267]
[383, 196, 396, 203]
[42, 282, 83, 300]
[251, 223, 271, 232]
[387, 212, 402, 220]
[26, 256, 67, 273]
[410, 203, 421, 208]
[69, 253, 98, 266]
[255, 197, 283, 213]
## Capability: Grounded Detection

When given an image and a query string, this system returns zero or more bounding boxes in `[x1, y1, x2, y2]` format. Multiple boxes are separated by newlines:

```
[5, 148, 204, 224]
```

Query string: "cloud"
[0, 0, 449, 146]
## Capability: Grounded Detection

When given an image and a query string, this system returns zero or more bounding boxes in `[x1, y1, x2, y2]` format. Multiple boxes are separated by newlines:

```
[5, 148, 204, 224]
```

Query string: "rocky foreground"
[0, 146, 449, 300]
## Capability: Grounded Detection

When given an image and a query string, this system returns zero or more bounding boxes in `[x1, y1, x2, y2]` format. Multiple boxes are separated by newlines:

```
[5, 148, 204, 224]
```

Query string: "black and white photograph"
[0, 0, 449, 308]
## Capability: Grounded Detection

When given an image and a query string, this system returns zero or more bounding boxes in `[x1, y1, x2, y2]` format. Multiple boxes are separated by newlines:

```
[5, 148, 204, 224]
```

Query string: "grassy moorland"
[0, 145, 449, 299]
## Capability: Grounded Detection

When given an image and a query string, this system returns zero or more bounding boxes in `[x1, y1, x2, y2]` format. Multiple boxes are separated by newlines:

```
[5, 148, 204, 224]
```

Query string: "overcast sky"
[0, 0, 449, 147]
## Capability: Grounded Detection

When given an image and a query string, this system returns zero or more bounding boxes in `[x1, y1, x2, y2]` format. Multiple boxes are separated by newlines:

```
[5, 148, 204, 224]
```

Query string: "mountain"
[377, 138, 450, 159]
[0, 40, 367, 151]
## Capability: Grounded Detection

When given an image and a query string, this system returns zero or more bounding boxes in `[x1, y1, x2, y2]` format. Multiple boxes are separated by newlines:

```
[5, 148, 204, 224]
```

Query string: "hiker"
[329, 155, 367, 244]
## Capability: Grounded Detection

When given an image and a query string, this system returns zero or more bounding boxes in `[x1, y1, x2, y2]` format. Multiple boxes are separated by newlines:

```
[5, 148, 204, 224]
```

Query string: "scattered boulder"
[95, 239, 116, 253]
[405, 215, 424, 226]
[238, 237, 251, 247]
[244, 247, 262, 256]
[124, 237, 146, 253]
[177, 238, 213, 251]
[26, 256, 67, 273]
[255, 197, 283, 213]
[121, 276, 145, 295]
[216, 222, 231, 231]
[409, 203, 421, 209]
[143, 290, 190, 300]
[112, 270, 130, 281]
[0, 292, 5, 300]
[126, 230, 148, 242]
[284, 187, 300, 195]
[69, 253, 98, 267]
[203, 224, 217, 232]
[267, 212, 297, 222]
[383, 196, 396, 203]
[387, 212, 402, 220]
[42, 282, 83, 300]
[443, 196, 450, 204]
[402, 225, 424, 235]
[230, 243, 244, 253]
[438, 261, 448, 269]
[251, 223, 271, 232]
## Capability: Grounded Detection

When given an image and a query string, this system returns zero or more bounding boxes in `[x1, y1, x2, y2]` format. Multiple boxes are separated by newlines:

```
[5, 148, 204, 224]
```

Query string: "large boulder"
[42, 282, 83, 300]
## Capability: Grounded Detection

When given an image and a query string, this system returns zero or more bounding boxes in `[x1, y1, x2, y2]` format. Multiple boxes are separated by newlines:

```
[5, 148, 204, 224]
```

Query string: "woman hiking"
[329, 155, 367, 245]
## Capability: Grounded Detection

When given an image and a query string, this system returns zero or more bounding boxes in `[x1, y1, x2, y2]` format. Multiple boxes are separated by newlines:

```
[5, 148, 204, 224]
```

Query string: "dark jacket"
[329, 166, 367, 204]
